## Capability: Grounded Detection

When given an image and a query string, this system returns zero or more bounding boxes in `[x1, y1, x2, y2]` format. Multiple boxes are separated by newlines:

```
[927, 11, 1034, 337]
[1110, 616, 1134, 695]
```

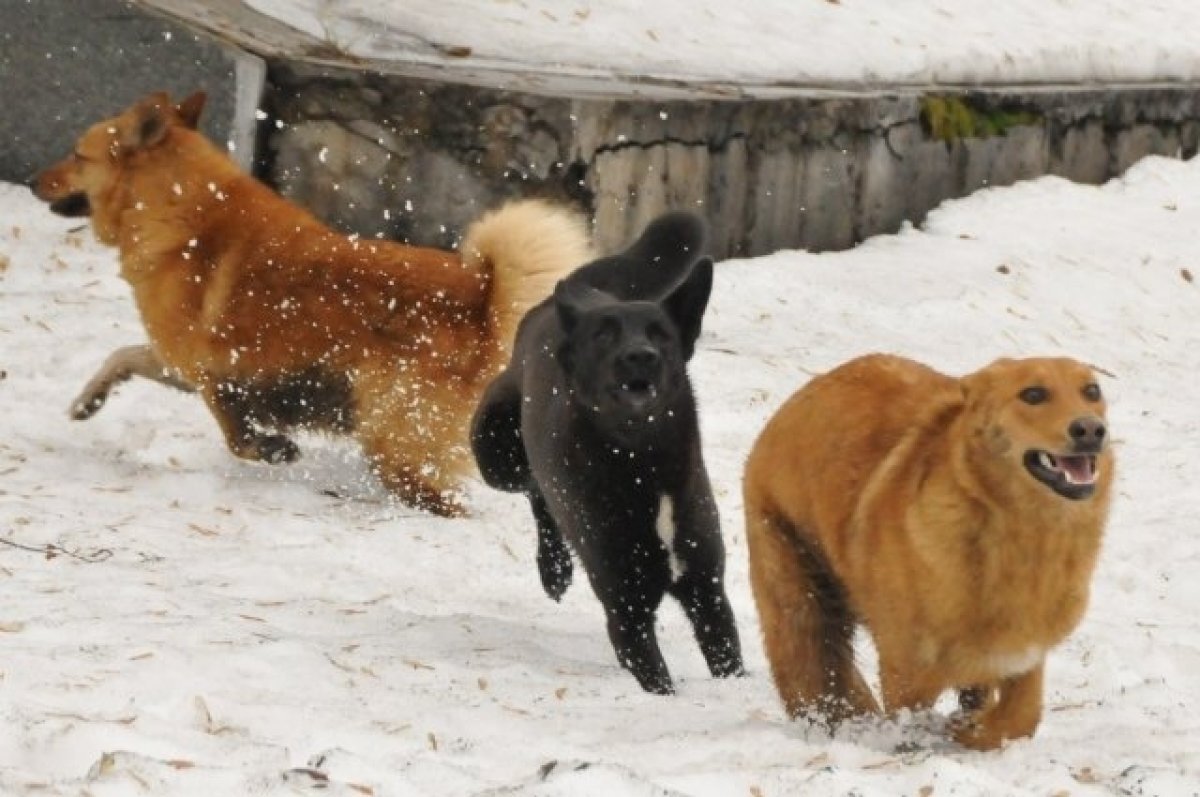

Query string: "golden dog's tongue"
[1059, 455, 1096, 485]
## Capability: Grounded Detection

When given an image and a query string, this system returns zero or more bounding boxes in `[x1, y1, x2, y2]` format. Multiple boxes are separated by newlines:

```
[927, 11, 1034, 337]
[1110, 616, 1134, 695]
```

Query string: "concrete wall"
[263, 66, 1200, 258]
[5, 1, 1199, 260]
[0, 0, 264, 181]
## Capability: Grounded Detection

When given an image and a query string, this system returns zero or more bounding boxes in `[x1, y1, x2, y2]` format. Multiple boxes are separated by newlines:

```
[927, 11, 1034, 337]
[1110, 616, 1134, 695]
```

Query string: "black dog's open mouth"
[1023, 449, 1099, 500]
[48, 193, 91, 217]
[612, 379, 658, 412]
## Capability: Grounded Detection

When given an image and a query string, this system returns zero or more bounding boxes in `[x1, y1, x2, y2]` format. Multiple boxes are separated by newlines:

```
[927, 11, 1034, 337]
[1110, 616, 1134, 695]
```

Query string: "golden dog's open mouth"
[1023, 449, 1099, 500]
[48, 193, 92, 218]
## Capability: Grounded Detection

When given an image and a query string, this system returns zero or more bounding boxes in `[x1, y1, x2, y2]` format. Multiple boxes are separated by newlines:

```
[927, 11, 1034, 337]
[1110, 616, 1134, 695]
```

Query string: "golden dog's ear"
[959, 368, 989, 405]
[176, 91, 207, 129]
[123, 92, 173, 150]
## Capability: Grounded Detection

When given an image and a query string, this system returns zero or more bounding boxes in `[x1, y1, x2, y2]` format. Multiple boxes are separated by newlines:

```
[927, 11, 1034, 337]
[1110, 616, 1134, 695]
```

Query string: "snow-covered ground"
[243, 0, 1200, 87]
[3, 153, 1200, 795]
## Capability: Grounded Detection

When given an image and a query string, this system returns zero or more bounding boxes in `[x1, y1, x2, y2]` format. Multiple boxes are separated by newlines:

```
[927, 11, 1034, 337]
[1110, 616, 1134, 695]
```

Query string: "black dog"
[471, 213, 744, 694]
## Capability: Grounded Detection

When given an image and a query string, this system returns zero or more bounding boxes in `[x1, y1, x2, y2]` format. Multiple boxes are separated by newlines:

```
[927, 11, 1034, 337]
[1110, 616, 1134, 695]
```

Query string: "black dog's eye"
[645, 322, 670, 345]
[1082, 383, 1102, 402]
[1019, 386, 1048, 405]
[593, 319, 618, 346]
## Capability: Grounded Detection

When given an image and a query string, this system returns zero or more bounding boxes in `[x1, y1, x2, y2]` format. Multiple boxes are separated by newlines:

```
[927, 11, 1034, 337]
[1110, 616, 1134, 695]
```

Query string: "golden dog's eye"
[1019, 386, 1048, 405]
[1082, 383, 1102, 402]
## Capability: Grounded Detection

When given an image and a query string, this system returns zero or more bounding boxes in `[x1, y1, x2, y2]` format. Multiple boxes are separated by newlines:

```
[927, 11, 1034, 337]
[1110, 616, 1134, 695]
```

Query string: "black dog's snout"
[621, 345, 660, 370]
[25, 173, 39, 191]
[1069, 416, 1106, 447]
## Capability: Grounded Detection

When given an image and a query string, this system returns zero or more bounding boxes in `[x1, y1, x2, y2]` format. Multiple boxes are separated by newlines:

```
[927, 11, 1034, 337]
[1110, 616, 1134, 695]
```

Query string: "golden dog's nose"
[1068, 416, 1106, 448]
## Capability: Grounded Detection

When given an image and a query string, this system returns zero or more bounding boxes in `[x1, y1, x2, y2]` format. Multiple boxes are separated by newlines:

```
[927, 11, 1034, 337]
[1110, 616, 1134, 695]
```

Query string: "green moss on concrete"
[921, 96, 1041, 142]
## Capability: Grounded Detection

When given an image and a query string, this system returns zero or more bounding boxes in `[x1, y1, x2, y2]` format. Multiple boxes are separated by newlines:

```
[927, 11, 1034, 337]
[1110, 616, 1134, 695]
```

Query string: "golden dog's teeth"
[1039, 451, 1057, 471]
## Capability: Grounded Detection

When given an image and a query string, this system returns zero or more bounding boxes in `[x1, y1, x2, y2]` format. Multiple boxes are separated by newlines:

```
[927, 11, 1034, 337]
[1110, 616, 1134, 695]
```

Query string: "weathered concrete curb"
[6, 0, 1199, 260]
[262, 65, 1200, 258]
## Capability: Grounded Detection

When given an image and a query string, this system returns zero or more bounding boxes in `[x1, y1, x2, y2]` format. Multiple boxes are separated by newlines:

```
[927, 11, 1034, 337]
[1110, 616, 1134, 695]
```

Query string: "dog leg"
[369, 458, 468, 518]
[602, 601, 673, 695]
[671, 573, 744, 679]
[530, 490, 573, 600]
[878, 656, 946, 719]
[469, 372, 529, 492]
[200, 380, 299, 464]
[952, 664, 1044, 750]
[355, 374, 470, 517]
[746, 504, 878, 723]
[70, 344, 193, 420]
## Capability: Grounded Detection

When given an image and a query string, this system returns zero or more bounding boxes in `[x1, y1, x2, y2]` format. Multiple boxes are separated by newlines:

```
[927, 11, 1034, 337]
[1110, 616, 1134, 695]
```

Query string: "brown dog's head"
[961, 357, 1112, 501]
[31, 91, 207, 240]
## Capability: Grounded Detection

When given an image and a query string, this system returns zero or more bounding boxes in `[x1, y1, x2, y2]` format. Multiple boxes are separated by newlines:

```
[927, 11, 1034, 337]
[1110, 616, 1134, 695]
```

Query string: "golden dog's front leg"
[70, 344, 193, 419]
[198, 379, 299, 464]
[879, 655, 947, 717]
[952, 663, 1045, 750]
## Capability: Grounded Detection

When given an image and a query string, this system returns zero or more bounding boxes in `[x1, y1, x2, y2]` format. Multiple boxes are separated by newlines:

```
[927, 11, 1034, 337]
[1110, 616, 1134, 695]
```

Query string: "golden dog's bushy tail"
[461, 198, 593, 359]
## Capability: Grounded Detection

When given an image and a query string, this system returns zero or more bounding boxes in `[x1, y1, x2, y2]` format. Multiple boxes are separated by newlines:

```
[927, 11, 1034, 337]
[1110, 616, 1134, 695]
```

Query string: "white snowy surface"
[3, 155, 1200, 794]
[242, 0, 1200, 88]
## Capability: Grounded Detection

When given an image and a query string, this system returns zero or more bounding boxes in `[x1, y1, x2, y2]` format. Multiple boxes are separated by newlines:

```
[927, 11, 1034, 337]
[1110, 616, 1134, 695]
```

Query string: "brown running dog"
[743, 354, 1114, 749]
[33, 90, 592, 516]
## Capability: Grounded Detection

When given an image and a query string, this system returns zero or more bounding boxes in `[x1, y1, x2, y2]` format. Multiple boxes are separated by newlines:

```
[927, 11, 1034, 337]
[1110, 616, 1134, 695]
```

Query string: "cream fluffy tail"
[461, 198, 594, 361]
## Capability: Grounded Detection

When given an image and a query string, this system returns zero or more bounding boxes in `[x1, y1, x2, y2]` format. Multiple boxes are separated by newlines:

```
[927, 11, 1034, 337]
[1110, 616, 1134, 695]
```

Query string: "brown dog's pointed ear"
[123, 92, 172, 150]
[176, 91, 207, 129]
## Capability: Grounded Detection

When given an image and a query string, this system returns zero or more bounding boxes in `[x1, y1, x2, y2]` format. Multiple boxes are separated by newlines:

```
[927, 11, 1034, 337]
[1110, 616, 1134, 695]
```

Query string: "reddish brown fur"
[744, 354, 1115, 749]
[34, 91, 592, 515]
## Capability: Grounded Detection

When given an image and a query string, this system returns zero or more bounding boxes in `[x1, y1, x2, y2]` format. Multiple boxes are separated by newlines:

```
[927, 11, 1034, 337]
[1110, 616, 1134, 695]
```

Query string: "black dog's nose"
[1069, 416, 1106, 445]
[621, 346, 660, 370]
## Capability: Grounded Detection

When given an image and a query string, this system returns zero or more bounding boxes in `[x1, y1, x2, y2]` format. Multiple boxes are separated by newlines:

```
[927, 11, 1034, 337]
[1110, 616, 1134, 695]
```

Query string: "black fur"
[211, 367, 355, 463]
[471, 212, 743, 694]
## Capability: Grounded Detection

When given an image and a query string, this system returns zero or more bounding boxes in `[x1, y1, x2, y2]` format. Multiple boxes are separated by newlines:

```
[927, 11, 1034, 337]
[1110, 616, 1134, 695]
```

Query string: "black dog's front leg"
[602, 599, 673, 695]
[672, 574, 745, 679]
[469, 372, 528, 492]
[529, 490, 573, 601]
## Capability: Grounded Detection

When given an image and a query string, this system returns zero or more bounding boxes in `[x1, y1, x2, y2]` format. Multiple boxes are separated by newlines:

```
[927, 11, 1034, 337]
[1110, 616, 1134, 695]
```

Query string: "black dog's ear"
[554, 279, 610, 333]
[662, 257, 714, 361]
[626, 212, 708, 268]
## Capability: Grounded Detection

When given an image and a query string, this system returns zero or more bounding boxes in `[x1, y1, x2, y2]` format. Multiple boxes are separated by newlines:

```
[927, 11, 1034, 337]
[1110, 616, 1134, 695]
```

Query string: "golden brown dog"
[33, 90, 592, 516]
[743, 354, 1114, 749]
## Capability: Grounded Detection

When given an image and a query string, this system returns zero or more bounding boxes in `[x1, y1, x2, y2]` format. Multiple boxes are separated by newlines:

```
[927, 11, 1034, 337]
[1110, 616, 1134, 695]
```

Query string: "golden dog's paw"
[256, 435, 300, 464]
[69, 390, 108, 420]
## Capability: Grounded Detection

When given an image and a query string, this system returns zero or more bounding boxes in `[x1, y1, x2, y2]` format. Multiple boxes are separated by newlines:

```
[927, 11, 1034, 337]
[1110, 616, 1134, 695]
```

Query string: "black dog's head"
[554, 256, 713, 444]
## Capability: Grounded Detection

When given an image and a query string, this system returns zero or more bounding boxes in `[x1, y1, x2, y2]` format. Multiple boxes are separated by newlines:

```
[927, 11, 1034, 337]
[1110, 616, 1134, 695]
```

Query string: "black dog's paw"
[257, 434, 300, 464]
[711, 656, 746, 679]
[538, 540, 574, 601]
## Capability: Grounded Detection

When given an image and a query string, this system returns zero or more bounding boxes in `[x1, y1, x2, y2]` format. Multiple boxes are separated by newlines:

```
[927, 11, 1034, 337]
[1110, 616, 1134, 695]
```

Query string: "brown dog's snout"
[1068, 416, 1106, 450]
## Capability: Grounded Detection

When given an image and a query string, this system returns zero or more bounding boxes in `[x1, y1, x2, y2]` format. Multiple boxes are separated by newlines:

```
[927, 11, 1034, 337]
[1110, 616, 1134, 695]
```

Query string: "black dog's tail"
[569, 211, 708, 300]
[469, 371, 529, 493]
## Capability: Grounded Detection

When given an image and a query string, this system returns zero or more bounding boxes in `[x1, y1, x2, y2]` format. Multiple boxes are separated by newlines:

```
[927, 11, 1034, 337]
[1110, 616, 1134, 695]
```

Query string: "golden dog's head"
[32, 91, 207, 241]
[961, 357, 1112, 502]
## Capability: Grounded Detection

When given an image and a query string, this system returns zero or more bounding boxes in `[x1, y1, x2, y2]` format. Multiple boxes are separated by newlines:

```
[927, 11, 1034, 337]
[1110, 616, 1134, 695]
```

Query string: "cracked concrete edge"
[132, 0, 1200, 102]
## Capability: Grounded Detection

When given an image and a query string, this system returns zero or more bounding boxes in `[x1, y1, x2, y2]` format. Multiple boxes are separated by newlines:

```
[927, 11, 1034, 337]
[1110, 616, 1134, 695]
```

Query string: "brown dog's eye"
[1019, 386, 1048, 405]
[1082, 383, 1102, 402]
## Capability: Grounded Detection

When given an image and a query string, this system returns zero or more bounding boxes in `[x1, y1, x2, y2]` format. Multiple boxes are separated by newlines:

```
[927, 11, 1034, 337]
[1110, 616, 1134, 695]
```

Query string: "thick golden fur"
[744, 354, 1114, 749]
[34, 91, 592, 516]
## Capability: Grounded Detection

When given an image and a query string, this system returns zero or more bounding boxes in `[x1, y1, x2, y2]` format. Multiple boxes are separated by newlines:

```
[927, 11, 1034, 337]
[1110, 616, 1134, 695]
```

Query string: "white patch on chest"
[655, 494, 686, 583]
[981, 646, 1045, 678]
